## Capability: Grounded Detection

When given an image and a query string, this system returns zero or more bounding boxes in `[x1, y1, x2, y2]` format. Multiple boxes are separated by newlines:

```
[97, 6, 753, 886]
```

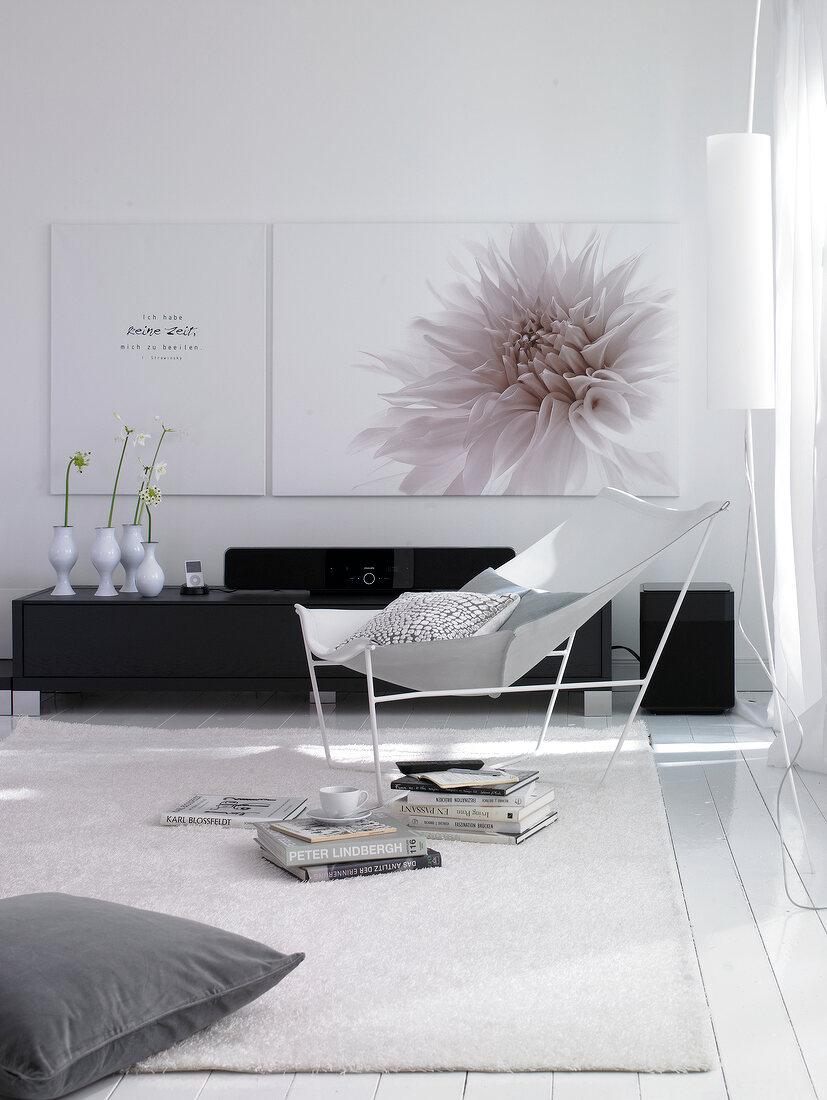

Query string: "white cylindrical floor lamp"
[706, 132, 774, 411]
[707, 123, 812, 865]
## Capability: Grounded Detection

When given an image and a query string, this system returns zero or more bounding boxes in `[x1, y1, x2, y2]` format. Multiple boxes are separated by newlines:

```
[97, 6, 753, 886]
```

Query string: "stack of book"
[387, 766, 557, 844]
[256, 814, 442, 883]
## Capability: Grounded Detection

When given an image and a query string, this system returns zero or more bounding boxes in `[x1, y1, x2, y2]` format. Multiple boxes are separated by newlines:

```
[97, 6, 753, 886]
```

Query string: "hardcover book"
[256, 816, 427, 867]
[396, 802, 556, 836]
[160, 793, 307, 828]
[400, 783, 539, 807]
[407, 810, 559, 845]
[268, 816, 397, 843]
[414, 767, 521, 789]
[389, 782, 555, 823]
[260, 846, 442, 882]
[390, 769, 539, 798]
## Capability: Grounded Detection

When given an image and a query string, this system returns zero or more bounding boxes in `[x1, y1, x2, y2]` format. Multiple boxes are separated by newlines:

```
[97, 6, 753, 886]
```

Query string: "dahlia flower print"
[349, 224, 677, 495]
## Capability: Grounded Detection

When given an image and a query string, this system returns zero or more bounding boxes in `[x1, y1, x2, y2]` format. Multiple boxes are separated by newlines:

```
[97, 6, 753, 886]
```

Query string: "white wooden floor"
[4, 686, 827, 1100]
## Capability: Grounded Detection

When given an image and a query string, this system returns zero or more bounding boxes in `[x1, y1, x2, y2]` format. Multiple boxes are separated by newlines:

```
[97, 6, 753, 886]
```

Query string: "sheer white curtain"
[768, 0, 827, 770]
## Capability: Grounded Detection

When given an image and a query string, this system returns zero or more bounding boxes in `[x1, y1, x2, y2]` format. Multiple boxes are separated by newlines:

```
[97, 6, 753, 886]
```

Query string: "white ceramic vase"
[135, 541, 164, 597]
[120, 524, 145, 594]
[48, 525, 78, 596]
[91, 526, 121, 597]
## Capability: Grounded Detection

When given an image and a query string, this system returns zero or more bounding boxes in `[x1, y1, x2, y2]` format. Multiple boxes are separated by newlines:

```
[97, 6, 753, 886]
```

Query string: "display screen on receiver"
[324, 548, 414, 591]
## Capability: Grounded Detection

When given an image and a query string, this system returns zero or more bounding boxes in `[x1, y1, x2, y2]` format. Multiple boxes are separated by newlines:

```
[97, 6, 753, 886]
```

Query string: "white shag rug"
[1, 716, 716, 1074]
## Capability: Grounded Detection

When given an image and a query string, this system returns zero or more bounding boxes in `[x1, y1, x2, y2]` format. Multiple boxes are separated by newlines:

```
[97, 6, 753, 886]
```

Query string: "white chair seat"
[296, 487, 729, 802]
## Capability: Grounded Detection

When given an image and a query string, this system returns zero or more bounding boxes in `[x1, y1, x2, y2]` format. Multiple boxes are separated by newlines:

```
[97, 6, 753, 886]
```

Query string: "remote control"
[394, 759, 486, 774]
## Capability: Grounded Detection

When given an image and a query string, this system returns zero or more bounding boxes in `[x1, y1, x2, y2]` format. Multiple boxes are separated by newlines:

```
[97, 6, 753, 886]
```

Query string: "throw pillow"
[338, 590, 520, 648]
[0, 893, 304, 1100]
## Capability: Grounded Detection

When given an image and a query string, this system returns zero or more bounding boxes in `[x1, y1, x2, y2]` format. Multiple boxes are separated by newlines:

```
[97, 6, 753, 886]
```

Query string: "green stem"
[107, 431, 131, 529]
[137, 427, 168, 525]
[147, 508, 152, 543]
[132, 479, 145, 525]
[64, 459, 72, 527]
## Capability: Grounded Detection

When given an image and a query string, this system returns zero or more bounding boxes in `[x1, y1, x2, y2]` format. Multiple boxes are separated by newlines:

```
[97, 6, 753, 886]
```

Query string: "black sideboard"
[12, 586, 611, 707]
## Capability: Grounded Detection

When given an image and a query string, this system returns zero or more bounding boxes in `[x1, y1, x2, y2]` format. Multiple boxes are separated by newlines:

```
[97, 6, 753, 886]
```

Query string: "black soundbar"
[223, 547, 514, 594]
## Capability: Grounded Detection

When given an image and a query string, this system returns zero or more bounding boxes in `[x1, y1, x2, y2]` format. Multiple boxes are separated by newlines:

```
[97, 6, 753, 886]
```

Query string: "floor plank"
[46, 691, 117, 722]
[199, 1071, 295, 1099]
[86, 693, 192, 729]
[374, 1072, 466, 1099]
[112, 1073, 211, 1099]
[286, 1075, 380, 1099]
[658, 761, 816, 1099]
[156, 692, 252, 729]
[465, 1072, 552, 1099]
[638, 1069, 728, 1100]
[703, 752, 827, 1097]
[552, 1071, 640, 1099]
[66, 1075, 125, 1100]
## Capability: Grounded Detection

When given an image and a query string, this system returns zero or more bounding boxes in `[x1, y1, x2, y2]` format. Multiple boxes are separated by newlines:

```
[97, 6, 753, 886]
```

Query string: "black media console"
[11, 546, 612, 712]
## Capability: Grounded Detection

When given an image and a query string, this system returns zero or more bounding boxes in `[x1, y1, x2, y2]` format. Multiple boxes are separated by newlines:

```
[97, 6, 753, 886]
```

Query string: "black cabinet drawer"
[21, 604, 301, 679]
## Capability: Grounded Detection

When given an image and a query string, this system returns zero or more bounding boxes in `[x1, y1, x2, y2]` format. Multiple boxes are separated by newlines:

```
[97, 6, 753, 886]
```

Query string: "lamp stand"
[745, 408, 813, 871]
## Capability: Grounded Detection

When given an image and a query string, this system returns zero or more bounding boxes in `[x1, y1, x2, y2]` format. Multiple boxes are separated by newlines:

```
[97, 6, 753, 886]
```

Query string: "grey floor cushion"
[0, 892, 304, 1100]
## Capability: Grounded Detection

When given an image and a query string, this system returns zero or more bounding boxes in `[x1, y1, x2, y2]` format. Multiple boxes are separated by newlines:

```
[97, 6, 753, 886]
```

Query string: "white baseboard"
[733, 659, 772, 692]
[611, 657, 770, 693]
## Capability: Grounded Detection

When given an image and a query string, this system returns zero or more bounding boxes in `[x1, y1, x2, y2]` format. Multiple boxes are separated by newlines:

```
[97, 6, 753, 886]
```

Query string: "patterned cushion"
[338, 590, 520, 648]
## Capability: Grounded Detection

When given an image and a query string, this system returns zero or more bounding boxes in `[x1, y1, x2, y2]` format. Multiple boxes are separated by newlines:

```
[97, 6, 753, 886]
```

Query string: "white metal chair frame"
[297, 497, 728, 804]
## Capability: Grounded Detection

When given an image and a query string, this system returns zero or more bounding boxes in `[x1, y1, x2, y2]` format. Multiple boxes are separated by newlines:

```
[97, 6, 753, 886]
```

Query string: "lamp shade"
[706, 132, 775, 409]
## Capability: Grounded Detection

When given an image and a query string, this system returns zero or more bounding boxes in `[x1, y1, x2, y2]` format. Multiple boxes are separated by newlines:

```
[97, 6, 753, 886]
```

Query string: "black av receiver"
[223, 547, 514, 594]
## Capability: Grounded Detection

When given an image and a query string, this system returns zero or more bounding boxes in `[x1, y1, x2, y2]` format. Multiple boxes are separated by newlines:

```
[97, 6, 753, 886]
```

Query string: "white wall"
[0, 0, 775, 675]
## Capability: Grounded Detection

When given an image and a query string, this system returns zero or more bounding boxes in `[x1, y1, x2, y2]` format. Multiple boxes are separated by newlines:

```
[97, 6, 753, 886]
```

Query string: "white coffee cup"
[319, 785, 369, 818]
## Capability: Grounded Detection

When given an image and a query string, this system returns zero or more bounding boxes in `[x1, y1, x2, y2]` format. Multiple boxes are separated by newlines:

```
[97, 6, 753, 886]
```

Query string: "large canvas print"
[51, 223, 267, 496]
[272, 222, 679, 496]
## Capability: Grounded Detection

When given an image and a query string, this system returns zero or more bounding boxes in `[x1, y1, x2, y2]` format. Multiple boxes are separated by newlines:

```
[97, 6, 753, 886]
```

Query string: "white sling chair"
[295, 488, 729, 802]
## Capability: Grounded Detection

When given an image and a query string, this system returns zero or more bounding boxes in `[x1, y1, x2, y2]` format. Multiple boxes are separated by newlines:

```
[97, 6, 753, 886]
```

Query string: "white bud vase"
[48, 525, 78, 596]
[135, 541, 164, 597]
[91, 526, 121, 597]
[120, 524, 145, 594]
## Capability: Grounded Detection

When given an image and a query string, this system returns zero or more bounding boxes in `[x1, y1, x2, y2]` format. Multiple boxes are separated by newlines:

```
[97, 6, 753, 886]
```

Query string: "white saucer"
[307, 807, 373, 825]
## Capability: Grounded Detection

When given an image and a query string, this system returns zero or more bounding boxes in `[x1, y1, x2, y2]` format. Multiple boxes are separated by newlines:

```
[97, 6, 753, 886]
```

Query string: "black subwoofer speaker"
[640, 583, 735, 714]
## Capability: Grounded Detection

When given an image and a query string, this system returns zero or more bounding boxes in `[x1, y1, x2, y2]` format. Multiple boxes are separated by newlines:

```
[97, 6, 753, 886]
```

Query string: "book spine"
[409, 826, 523, 844]
[390, 794, 554, 824]
[305, 849, 442, 882]
[401, 813, 526, 835]
[160, 813, 241, 827]
[394, 786, 537, 808]
[411, 814, 558, 845]
[160, 814, 308, 828]
[265, 832, 428, 866]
